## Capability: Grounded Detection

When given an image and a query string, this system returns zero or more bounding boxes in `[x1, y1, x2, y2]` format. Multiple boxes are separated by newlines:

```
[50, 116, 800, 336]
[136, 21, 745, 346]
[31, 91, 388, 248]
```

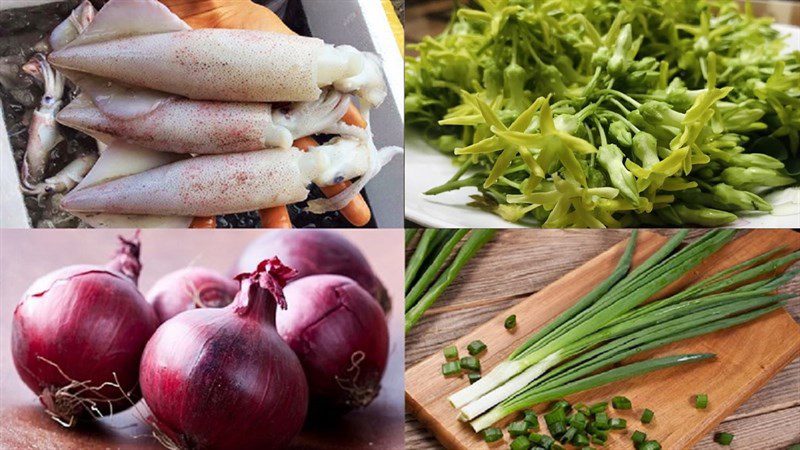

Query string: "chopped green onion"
[468, 373, 482, 384]
[561, 427, 577, 443]
[589, 402, 608, 414]
[441, 361, 460, 377]
[612, 396, 632, 409]
[695, 393, 708, 409]
[538, 435, 555, 448]
[591, 434, 607, 445]
[460, 356, 481, 372]
[714, 432, 734, 446]
[551, 400, 572, 413]
[468, 340, 487, 356]
[569, 412, 588, 431]
[593, 412, 610, 430]
[631, 430, 647, 445]
[510, 435, 531, 450]
[528, 433, 543, 444]
[641, 408, 654, 424]
[505, 314, 517, 330]
[483, 427, 503, 443]
[524, 411, 538, 427]
[572, 433, 590, 446]
[508, 420, 530, 437]
[548, 421, 566, 438]
[639, 441, 662, 450]
[443, 345, 458, 360]
[550, 444, 565, 450]
[610, 418, 627, 429]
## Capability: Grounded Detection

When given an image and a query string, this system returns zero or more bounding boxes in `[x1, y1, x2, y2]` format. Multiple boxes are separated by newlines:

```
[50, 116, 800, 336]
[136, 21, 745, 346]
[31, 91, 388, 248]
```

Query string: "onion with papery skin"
[234, 229, 390, 312]
[11, 233, 158, 427]
[146, 267, 238, 322]
[278, 275, 389, 412]
[140, 258, 308, 450]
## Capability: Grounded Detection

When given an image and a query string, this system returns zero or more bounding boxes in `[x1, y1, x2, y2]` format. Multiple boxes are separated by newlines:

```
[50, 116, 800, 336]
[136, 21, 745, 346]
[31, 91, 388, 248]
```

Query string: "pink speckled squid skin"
[278, 275, 389, 411]
[61, 149, 310, 216]
[50, 29, 325, 103]
[11, 265, 159, 420]
[57, 96, 285, 154]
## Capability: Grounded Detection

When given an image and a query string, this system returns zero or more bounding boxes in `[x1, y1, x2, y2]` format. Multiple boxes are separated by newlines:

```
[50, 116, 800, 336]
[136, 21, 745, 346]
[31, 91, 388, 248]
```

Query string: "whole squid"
[20, 54, 65, 187]
[57, 89, 356, 154]
[61, 138, 401, 217]
[48, 0, 387, 107]
[49, 0, 96, 52]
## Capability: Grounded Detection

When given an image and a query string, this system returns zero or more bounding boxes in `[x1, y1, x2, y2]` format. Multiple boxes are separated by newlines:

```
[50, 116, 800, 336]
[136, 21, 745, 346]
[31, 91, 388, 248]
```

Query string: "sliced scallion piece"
[611, 396, 632, 409]
[714, 432, 734, 445]
[508, 420, 529, 437]
[443, 345, 458, 360]
[468, 340, 487, 355]
[610, 418, 627, 429]
[695, 393, 708, 409]
[442, 361, 461, 377]
[461, 356, 481, 372]
[631, 430, 647, 445]
[641, 408, 654, 424]
[483, 427, 503, 443]
[468, 373, 482, 384]
[505, 314, 517, 330]
[510, 435, 531, 450]
[639, 440, 662, 450]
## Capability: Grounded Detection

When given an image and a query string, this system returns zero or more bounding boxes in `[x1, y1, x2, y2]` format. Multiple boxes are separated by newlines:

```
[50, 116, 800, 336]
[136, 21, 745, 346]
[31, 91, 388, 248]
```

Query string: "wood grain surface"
[0, 229, 404, 450]
[405, 230, 800, 450]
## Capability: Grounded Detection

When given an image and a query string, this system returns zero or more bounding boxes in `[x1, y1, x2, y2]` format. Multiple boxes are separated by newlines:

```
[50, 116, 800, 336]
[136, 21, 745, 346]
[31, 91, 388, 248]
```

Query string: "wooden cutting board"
[405, 230, 800, 450]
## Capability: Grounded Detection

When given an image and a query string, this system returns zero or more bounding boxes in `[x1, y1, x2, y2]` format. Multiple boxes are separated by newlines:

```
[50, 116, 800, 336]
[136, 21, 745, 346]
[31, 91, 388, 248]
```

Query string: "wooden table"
[404, 230, 800, 450]
[0, 229, 405, 449]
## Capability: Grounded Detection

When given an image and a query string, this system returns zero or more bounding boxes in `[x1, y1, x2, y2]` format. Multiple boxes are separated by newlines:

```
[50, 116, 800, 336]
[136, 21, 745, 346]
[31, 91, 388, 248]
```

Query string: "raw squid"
[48, 0, 387, 106]
[20, 152, 98, 195]
[56, 90, 354, 154]
[49, 0, 96, 52]
[20, 54, 65, 187]
[60, 138, 400, 217]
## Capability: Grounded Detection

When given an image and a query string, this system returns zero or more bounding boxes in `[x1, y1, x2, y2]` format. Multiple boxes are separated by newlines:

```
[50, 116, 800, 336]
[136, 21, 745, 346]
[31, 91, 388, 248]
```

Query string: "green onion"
[508, 420, 530, 437]
[405, 229, 470, 310]
[714, 432, 734, 445]
[483, 427, 503, 443]
[528, 433, 543, 444]
[593, 412, 609, 430]
[461, 356, 481, 372]
[405, 229, 439, 293]
[695, 394, 708, 409]
[406, 230, 496, 331]
[442, 361, 461, 377]
[538, 434, 555, 448]
[572, 433, 590, 446]
[510, 435, 531, 450]
[589, 402, 608, 414]
[631, 430, 647, 445]
[610, 418, 627, 429]
[591, 434, 607, 445]
[611, 396, 632, 409]
[639, 441, 662, 450]
[550, 444, 565, 450]
[443, 345, 458, 360]
[404, 229, 418, 247]
[505, 314, 517, 330]
[561, 427, 577, 443]
[569, 412, 588, 431]
[468, 373, 482, 384]
[641, 408, 654, 424]
[524, 411, 538, 427]
[468, 340, 488, 356]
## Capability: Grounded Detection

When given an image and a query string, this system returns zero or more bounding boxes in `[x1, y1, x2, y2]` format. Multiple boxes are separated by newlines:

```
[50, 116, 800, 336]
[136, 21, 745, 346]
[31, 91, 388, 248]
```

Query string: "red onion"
[11, 233, 158, 427]
[146, 267, 238, 322]
[234, 230, 390, 312]
[140, 258, 308, 449]
[278, 275, 389, 412]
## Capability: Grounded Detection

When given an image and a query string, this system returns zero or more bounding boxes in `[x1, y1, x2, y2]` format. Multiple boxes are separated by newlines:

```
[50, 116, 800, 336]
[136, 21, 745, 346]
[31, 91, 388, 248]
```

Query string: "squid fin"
[63, 0, 190, 49]
[59, 70, 175, 120]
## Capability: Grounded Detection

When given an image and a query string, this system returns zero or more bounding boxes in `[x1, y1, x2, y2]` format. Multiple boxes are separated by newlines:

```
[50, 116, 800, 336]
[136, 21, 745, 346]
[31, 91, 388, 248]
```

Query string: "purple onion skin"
[278, 275, 389, 412]
[11, 235, 158, 425]
[146, 267, 239, 323]
[140, 258, 308, 450]
[234, 230, 390, 312]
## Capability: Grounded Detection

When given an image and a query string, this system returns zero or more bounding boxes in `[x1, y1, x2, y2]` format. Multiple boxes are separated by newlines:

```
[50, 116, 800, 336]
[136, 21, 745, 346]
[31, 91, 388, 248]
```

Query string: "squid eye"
[333, 176, 345, 184]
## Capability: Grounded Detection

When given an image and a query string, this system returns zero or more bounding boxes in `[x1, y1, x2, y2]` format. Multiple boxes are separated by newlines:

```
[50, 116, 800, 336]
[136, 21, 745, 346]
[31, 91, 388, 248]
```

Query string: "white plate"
[405, 24, 800, 229]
